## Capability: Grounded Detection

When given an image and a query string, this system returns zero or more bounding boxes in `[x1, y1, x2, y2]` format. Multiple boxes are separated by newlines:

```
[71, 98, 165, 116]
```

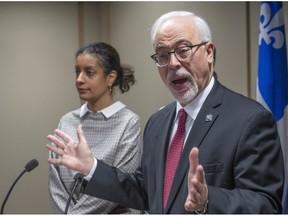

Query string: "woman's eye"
[75, 69, 80, 76]
[86, 70, 95, 77]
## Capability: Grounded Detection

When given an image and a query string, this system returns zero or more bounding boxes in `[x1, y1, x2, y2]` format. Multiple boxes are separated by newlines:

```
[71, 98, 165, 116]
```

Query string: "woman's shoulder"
[59, 107, 81, 121]
[118, 106, 140, 121]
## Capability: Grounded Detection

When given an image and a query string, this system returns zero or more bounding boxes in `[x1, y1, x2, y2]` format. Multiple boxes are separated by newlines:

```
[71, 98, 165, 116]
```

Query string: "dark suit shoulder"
[148, 102, 176, 121]
[212, 81, 270, 115]
[143, 102, 176, 136]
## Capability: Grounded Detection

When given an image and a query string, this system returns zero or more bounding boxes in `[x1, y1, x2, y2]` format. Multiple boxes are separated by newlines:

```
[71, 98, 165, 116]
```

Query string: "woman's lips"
[77, 88, 89, 94]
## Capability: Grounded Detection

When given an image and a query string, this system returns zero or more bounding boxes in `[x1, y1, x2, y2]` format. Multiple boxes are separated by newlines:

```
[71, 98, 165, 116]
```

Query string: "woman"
[48, 42, 142, 214]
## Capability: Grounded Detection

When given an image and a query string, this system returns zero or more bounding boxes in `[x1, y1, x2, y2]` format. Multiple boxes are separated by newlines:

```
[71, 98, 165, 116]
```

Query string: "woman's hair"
[76, 42, 136, 93]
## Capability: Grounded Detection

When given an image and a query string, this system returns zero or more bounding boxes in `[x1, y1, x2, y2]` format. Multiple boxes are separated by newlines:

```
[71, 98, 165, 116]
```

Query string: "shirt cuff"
[84, 158, 97, 182]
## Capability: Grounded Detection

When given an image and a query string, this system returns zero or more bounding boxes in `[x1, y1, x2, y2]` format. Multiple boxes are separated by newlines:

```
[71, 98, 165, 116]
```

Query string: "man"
[46, 11, 284, 213]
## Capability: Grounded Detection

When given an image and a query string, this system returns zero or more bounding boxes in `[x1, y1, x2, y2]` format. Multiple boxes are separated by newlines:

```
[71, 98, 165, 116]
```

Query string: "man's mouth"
[172, 77, 188, 85]
[172, 78, 187, 85]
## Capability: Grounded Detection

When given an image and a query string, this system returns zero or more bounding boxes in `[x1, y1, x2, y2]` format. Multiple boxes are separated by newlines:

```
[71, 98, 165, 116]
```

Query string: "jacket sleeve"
[82, 161, 149, 210]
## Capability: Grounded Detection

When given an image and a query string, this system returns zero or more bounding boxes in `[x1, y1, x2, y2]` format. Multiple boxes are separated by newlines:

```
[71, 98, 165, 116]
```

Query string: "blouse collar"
[80, 101, 126, 118]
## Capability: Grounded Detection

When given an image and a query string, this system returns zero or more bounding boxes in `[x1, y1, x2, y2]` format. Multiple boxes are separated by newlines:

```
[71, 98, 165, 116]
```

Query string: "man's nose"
[168, 53, 181, 68]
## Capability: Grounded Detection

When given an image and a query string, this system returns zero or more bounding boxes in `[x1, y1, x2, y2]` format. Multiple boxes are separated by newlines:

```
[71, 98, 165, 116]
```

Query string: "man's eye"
[158, 53, 168, 60]
[178, 47, 190, 54]
[176, 47, 191, 58]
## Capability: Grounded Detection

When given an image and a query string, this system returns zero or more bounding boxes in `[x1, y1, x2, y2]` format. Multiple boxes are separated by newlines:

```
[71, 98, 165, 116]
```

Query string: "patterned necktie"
[163, 108, 187, 209]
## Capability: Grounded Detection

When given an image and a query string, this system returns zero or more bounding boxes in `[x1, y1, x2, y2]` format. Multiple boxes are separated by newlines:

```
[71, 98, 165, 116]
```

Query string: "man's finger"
[189, 147, 199, 174]
[77, 124, 87, 144]
[47, 135, 66, 149]
[196, 165, 205, 184]
[46, 143, 63, 156]
[54, 129, 72, 143]
[184, 200, 195, 212]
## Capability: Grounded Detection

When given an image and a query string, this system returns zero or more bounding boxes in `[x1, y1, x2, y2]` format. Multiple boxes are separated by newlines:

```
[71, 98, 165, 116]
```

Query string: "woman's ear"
[108, 70, 117, 86]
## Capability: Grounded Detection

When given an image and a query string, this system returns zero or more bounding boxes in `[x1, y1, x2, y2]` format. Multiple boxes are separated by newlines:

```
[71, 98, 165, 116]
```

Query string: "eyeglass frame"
[150, 41, 208, 67]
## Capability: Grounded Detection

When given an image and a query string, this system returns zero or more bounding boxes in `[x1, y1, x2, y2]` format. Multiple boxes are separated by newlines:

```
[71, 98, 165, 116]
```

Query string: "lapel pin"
[206, 114, 213, 122]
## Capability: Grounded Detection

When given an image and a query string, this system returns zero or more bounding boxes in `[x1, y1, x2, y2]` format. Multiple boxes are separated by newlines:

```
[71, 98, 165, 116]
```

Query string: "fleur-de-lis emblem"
[205, 114, 213, 122]
[259, 3, 284, 49]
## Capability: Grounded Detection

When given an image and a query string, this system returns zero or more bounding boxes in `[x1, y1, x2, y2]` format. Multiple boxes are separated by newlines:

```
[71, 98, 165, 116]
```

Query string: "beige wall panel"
[0, 2, 79, 213]
[81, 2, 111, 46]
[249, 1, 261, 100]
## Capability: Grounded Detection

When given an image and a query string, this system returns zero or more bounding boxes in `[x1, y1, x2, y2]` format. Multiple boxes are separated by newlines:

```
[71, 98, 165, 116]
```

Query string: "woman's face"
[75, 53, 113, 107]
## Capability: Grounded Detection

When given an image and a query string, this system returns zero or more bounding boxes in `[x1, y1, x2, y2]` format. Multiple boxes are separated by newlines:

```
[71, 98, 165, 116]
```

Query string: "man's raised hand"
[46, 125, 94, 176]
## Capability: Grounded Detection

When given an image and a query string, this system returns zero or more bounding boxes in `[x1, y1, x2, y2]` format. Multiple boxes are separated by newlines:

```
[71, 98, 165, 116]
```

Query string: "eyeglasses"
[150, 41, 208, 67]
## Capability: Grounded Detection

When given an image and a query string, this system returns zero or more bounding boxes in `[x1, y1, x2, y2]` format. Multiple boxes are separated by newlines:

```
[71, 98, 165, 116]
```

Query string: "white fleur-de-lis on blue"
[259, 3, 284, 49]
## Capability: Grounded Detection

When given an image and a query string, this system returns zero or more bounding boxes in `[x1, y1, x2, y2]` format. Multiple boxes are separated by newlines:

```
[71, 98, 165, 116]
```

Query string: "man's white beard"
[167, 69, 199, 104]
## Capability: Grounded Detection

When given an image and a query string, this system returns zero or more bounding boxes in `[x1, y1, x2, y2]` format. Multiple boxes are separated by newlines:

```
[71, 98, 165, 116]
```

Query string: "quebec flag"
[257, 2, 288, 212]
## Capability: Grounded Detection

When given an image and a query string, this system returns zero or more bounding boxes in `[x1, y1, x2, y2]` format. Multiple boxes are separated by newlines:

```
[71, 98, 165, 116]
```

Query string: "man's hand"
[184, 147, 208, 213]
[46, 125, 94, 176]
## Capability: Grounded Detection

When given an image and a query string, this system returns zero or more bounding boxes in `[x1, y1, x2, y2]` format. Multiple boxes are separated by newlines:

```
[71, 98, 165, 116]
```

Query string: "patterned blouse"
[48, 101, 142, 213]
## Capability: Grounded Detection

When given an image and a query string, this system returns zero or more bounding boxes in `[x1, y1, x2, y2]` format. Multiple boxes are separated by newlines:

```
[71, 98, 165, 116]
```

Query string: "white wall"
[0, 2, 286, 213]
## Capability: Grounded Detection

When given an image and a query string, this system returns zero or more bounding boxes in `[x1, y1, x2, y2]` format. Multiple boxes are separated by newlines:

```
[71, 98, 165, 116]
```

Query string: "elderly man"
[46, 11, 284, 213]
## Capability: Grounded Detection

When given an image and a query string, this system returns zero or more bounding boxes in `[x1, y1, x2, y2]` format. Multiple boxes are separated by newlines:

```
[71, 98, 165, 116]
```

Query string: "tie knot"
[178, 108, 187, 124]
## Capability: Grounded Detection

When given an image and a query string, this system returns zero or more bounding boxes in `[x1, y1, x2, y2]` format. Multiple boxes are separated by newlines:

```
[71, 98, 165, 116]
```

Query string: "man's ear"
[206, 42, 214, 64]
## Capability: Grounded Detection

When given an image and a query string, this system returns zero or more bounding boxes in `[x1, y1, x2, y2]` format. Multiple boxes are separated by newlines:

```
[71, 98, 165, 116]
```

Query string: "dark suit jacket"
[83, 79, 284, 213]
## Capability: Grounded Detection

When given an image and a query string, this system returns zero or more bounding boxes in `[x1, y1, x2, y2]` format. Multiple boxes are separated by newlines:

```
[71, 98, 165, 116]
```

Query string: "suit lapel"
[164, 80, 224, 213]
[154, 103, 177, 213]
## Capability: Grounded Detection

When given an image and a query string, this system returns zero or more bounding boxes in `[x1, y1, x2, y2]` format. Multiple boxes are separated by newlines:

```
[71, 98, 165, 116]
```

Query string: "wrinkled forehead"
[153, 17, 200, 48]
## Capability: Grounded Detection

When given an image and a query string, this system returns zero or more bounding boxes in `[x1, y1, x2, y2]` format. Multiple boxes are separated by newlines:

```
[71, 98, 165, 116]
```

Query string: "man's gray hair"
[150, 11, 212, 45]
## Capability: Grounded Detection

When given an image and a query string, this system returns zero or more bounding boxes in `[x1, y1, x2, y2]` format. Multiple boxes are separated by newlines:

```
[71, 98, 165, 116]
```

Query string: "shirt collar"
[80, 101, 126, 118]
[176, 76, 215, 120]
